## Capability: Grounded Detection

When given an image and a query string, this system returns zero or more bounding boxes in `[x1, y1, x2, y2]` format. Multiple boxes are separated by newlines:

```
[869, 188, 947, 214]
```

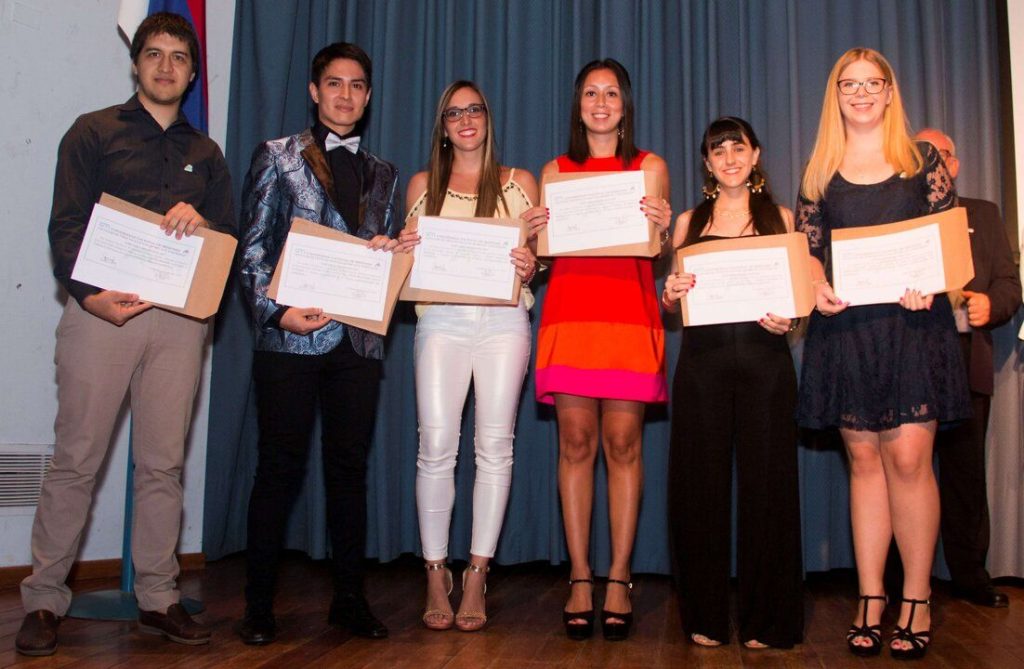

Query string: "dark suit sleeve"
[973, 200, 1022, 329]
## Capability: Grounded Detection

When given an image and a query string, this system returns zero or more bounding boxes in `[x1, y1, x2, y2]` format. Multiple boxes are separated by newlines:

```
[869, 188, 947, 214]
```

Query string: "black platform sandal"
[890, 597, 931, 661]
[846, 594, 887, 657]
[601, 579, 634, 641]
[563, 576, 595, 640]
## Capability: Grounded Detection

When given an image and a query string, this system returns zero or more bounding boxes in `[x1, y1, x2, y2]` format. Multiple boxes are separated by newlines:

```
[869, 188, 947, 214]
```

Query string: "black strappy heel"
[601, 579, 634, 641]
[890, 597, 931, 660]
[563, 576, 595, 640]
[846, 594, 887, 657]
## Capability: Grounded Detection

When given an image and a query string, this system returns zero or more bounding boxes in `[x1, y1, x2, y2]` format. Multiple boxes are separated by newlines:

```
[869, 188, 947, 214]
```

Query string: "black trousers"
[668, 324, 804, 647]
[936, 335, 993, 589]
[245, 336, 382, 610]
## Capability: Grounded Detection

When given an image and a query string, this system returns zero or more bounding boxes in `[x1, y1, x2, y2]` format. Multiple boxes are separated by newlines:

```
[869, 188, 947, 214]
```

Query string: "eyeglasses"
[442, 103, 487, 122]
[837, 78, 888, 95]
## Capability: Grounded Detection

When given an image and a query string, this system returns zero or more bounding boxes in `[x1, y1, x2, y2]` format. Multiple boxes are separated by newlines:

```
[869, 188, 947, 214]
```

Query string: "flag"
[118, 0, 208, 133]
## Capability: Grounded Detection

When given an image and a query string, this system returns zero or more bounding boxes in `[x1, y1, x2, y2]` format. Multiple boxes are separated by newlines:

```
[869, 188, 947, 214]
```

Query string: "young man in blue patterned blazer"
[237, 42, 399, 645]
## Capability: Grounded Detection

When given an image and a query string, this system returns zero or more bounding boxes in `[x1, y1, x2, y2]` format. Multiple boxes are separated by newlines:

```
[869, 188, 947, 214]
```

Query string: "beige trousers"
[21, 300, 207, 615]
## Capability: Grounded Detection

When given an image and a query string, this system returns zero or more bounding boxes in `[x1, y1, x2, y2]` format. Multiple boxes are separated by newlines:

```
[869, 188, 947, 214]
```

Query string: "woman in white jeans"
[397, 80, 539, 632]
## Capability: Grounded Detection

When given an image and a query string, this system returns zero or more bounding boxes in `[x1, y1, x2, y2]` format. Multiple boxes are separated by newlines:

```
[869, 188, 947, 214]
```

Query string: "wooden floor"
[1, 554, 1022, 668]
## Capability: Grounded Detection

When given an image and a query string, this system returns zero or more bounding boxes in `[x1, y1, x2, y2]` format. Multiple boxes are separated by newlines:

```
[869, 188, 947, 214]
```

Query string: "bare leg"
[555, 394, 600, 622]
[880, 421, 938, 650]
[842, 428, 891, 650]
[601, 399, 644, 622]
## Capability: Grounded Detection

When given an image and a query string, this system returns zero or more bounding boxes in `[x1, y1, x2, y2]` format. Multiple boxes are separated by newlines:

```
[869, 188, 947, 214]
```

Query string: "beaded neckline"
[445, 176, 520, 200]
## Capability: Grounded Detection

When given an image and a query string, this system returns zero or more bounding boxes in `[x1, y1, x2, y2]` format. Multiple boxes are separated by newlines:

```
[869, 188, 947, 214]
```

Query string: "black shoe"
[563, 576, 594, 640]
[15, 610, 60, 656]
[889, 597, 931, 661]
[328, 592, 388, 639]
[951, 583, 1009, 608]
[237, 608, 277, 645]
[601, 578, 634, 641]
[847, 594, 886, 657]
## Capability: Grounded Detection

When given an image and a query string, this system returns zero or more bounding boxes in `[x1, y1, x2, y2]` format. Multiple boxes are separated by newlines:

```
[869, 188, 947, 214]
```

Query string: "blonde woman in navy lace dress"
[796, 48, 970, 661]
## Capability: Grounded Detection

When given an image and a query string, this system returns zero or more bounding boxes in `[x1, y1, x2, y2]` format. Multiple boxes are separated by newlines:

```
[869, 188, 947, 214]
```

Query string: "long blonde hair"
[800, 47, 923, 202]
[424, 80, 509, 217]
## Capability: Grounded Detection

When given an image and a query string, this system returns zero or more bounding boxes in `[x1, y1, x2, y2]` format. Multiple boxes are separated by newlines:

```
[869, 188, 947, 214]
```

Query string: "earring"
[617, 125, 624, 139]
[746, 166, 765, 194]
[442, 136, 449, 148]
[702, 171, 720, 200]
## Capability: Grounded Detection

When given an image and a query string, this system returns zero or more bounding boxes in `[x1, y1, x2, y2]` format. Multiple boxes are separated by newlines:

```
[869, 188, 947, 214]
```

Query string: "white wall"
[0, 0, 234, 568]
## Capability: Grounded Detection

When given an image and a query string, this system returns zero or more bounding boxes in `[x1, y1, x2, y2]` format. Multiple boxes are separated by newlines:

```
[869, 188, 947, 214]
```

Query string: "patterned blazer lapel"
[359, 152, 386, 234]
[358, 153, 371, 231]
[299, 136, 344, 219]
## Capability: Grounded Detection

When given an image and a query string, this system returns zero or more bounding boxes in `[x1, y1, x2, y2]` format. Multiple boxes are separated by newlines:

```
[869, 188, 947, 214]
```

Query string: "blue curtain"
[205, 0, 1005, 576]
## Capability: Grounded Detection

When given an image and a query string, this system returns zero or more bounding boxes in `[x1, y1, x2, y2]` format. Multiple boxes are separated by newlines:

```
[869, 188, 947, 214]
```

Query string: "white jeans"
[414, 303, 531, 560]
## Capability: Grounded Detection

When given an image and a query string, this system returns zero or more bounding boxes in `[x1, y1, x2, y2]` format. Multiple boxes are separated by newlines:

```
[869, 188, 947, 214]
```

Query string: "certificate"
[543, 171, 649, 254]
[407, 216, 521, 301]
[274, 232, 393, 321]
[833, 225, 944, 305]
[677, 232, 815, 327]
[830, 208, 973, 306]
[71, 202, 204, 308]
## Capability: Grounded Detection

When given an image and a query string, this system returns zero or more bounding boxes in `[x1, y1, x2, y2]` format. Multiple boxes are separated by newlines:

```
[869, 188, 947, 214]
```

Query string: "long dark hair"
[567, 58, 638, 168]
[684, 116, 786, 246]
[424, 80, 509, 218]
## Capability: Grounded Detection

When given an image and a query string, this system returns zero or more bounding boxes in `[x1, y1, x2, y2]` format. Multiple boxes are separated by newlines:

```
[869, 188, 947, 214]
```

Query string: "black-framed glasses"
[837, 78, 888, 95]
[442, 103, 487, 122]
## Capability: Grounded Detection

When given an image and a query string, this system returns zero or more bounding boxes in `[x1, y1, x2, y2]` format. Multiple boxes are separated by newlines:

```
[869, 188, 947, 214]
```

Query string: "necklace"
[713, 208, 750, 218]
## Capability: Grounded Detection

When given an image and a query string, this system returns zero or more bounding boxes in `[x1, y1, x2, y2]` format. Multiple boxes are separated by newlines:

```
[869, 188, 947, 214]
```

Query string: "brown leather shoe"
[138, 603, 211, 645]
[15, 610, 60, 656]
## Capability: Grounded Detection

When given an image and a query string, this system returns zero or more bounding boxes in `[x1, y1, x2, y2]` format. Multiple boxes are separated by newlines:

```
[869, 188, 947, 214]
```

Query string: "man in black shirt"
[236, 42, 398, 645]
[16, 13, 235, 656]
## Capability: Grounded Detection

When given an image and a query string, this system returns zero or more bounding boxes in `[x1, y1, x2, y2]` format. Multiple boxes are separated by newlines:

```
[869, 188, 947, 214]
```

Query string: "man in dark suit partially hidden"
[916, 128, 1021, 607]
[236, 42, 400, 643]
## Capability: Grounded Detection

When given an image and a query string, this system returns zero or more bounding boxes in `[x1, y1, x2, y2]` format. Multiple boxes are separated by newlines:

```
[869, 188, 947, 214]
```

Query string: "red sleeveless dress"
[535, 152, 668, 404]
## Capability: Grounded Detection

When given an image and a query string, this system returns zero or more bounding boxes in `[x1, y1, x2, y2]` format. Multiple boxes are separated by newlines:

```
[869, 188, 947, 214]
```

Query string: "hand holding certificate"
[538, 171, 661, 256]
[70, 194, 237, 318]
[268, 218, 412, 335]
[401, 216, 525, 304]
[675, 233, 815, 327]
[830, 207, 973, 306]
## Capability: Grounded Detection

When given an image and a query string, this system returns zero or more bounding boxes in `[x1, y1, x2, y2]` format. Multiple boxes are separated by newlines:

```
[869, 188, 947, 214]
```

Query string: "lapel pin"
[184, 164, 194, 173]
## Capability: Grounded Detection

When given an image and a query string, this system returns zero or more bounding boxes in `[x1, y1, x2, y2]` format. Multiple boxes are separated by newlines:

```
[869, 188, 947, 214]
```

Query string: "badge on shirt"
[184, 164, 194, 173]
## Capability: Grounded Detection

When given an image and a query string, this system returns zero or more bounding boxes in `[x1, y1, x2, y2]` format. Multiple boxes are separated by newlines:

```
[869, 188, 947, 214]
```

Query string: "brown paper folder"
[399, 216, 525, 305]
[96, 193, 237, 320]
[831, 207, 974, 296]
[267, 217, 412, 336]
[537, 171, 662, 257]
[676, 232, 815, 327]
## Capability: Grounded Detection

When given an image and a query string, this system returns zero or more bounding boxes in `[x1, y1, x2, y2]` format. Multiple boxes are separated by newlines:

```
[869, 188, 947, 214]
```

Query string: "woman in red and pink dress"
[523, 58, 672, 642]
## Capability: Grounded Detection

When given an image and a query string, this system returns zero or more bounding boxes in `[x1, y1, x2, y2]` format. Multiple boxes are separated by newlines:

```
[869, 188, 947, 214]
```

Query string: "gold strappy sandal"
[421, 562, 454, 630]
[455, 562, 490, 632]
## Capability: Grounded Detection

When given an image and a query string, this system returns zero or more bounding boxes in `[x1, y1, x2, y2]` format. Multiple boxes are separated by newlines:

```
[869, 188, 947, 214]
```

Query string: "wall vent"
[0, 445, 54, 510]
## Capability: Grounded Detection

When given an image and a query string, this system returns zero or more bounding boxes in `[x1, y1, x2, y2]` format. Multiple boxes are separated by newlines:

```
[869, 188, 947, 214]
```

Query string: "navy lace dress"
[796, 143, 971, 431]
